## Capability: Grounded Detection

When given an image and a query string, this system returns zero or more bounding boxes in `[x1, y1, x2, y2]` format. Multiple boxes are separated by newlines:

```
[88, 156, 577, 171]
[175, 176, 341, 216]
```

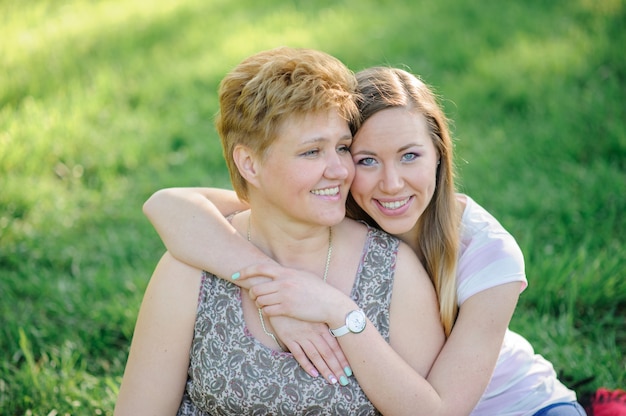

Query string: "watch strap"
[329, 325, 350, 337]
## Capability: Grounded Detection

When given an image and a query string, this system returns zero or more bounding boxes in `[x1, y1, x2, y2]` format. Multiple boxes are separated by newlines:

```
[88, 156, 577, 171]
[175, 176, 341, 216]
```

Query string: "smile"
[311, 186, 339, 196]
[378, 197, 411, 210]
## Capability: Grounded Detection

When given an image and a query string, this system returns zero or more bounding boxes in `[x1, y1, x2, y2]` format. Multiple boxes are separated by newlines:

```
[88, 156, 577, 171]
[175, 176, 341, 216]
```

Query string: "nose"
[325, 151, 351, 180]
[380, 164, 403, 194]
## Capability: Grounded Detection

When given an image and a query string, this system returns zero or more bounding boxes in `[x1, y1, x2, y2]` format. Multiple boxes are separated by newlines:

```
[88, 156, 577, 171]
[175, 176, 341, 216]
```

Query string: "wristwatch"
[329, 310, 367, 337]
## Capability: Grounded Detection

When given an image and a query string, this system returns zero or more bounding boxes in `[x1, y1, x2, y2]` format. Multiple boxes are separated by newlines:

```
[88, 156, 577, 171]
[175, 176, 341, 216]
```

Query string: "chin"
[319, 211, 346, 226]
[376, 219, 415, 236]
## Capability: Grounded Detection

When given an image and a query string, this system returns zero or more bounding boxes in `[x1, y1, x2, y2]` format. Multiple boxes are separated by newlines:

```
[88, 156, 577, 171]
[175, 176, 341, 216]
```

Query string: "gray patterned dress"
[177, 225, 399, 415]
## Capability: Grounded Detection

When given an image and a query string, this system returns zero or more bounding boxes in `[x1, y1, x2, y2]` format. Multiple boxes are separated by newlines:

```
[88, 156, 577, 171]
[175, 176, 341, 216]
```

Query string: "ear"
[233, 144, 261, 188]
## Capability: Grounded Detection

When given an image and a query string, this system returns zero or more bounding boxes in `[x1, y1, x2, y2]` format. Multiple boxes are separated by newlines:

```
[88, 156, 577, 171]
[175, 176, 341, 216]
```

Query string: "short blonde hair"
[216, 47, 359, 201]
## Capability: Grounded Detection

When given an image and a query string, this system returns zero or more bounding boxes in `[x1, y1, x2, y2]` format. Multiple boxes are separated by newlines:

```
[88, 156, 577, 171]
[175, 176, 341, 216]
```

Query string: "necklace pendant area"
[246, 214, 333, 350]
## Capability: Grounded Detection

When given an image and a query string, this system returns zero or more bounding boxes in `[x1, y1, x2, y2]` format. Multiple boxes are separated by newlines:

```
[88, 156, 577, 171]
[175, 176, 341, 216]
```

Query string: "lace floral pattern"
[177, 226, 398, 415]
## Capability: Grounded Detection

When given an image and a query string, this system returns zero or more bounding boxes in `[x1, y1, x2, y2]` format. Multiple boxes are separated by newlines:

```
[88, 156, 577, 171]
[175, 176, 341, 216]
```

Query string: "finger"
[248, 282, 281, 302]
[284, 342, 320, 379]
[303, 336, 352, 386]
[257, 303, 289, 318]
[321, 331, 352, 380]
[230, 264, 279, 288]
[254, 290, 287, 315]
[244, 276, 273, 286]
[299, 339, 345, 385]
[235, 263, 284, 282]
[297, 339, 336, 384]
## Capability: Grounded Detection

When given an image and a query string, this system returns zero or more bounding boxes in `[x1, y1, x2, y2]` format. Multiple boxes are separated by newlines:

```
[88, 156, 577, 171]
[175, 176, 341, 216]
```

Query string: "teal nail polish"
[339, 375, 349, 386]
[231, 272, 240, 280]
[344, 366, 353, 377]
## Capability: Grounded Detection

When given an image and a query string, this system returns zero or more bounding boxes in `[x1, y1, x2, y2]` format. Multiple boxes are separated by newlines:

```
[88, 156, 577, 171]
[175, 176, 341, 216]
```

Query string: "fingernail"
[329, 375, 338, 384]
[310, 368, 319, 378]
[344, 366, 352, 377]
[231, 272, 240, 280]
[339, 375, 349, 386]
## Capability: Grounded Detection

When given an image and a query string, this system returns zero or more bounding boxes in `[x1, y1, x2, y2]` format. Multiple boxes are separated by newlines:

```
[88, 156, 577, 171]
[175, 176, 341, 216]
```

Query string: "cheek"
[276, 163, 308, 187]
[344, 159, 356, 181]
[350, 170, 374, 201]
[417, 168, 439, 195]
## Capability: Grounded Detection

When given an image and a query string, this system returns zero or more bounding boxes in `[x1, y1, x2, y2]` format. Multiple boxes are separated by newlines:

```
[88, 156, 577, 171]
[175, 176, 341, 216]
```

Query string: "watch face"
[346, 310, 366, 333]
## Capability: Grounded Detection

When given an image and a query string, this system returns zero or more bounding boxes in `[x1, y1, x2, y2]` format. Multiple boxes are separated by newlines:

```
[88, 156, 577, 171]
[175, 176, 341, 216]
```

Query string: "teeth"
[311, 186, 339, 196]
[379, 197, 410, 209]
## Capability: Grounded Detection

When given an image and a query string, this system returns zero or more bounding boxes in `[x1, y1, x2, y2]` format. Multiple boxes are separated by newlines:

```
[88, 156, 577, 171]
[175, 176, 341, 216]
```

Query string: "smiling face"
[350, 107, 440, 240]
[251, 108, 355, 228]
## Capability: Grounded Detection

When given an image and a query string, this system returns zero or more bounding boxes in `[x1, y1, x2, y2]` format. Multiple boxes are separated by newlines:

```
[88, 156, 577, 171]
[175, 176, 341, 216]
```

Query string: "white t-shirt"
[457, 195, 576, 415]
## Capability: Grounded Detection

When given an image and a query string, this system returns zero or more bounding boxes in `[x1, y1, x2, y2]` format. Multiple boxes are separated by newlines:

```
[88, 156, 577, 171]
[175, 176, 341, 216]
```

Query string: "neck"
[246, 212, 332, 269]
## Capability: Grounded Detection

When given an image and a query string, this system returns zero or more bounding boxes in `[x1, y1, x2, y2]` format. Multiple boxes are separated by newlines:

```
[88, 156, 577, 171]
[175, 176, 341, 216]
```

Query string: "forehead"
[352, 108, 431, 150]
[274, 109, 352, 145]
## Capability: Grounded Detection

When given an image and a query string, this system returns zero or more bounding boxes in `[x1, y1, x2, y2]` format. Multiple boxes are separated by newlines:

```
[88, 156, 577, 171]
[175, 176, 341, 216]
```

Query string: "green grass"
[1, 0, 624, 414]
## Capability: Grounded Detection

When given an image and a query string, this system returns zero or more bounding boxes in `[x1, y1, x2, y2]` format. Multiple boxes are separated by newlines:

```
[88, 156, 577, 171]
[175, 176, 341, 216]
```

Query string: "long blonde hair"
[347, 67, 460, 336]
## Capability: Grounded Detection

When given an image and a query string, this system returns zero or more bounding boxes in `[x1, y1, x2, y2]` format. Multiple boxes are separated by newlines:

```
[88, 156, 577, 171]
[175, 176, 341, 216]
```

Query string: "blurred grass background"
[1, 0, 624, 414]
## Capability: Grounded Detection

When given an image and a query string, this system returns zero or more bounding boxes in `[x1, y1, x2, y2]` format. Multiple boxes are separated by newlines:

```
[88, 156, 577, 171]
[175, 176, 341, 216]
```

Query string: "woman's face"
[255, 108, 354, 227]
[350, 108, 439, 238]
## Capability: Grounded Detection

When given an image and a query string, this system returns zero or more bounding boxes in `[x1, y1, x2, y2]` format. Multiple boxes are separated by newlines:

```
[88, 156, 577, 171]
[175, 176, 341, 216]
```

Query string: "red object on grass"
[587, 388, 626, 416]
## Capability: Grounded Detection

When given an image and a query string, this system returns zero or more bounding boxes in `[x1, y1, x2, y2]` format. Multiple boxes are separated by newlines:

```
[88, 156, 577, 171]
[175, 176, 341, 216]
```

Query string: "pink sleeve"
[456, 197, 528, 306]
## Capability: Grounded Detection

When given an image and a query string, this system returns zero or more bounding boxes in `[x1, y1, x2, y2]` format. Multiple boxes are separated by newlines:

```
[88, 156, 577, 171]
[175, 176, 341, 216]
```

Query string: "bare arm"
[340, 242, 446, 414]
[425, 282, 522, 415]
[143, 188, 269, 287]
[115, 253, 201, 415]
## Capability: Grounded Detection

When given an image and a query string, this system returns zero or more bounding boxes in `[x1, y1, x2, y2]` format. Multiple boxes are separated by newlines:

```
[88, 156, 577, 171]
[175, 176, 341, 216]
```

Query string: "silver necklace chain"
[247, 215, 333, 350]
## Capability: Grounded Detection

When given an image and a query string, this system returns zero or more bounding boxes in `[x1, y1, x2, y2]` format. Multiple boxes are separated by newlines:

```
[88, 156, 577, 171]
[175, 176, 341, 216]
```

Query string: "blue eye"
[302, 149, 320, 157]
[357, 157, 377, 166]
[401, 153, 419, 162]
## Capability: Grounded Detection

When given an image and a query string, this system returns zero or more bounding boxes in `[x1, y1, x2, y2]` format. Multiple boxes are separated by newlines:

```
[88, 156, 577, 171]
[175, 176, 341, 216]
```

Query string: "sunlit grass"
[1, 0, 624, 414]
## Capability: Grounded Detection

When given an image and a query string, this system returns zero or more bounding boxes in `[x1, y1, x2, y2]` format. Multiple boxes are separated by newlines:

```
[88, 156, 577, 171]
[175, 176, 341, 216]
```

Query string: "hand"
[269, 315, 352, 385]
[237, 263, 349, 324]
[233, 263, 354, 385]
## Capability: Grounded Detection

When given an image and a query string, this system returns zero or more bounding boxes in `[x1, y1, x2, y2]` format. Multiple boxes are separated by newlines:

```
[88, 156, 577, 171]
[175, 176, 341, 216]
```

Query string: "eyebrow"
[352, 142, 423, 155]
[351, 148, 376, 156]
[397, 143, 424, 152]
[302, 134, 353, 145]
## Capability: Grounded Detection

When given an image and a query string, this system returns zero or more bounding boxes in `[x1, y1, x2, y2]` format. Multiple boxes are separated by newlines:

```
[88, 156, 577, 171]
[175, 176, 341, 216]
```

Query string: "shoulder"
[335, 216, 368, 233]
[456, 195, 527, 303]
[334, 217, 372, 248]
[395, 240, 429, 283]
[458, 194, 508, 235]
[146, 252, 204, 308]
[338, 217, 402, 247]
[388, 234, 437, 297]
[458, 194, 524, 261]
[153, 251, 204, 281]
